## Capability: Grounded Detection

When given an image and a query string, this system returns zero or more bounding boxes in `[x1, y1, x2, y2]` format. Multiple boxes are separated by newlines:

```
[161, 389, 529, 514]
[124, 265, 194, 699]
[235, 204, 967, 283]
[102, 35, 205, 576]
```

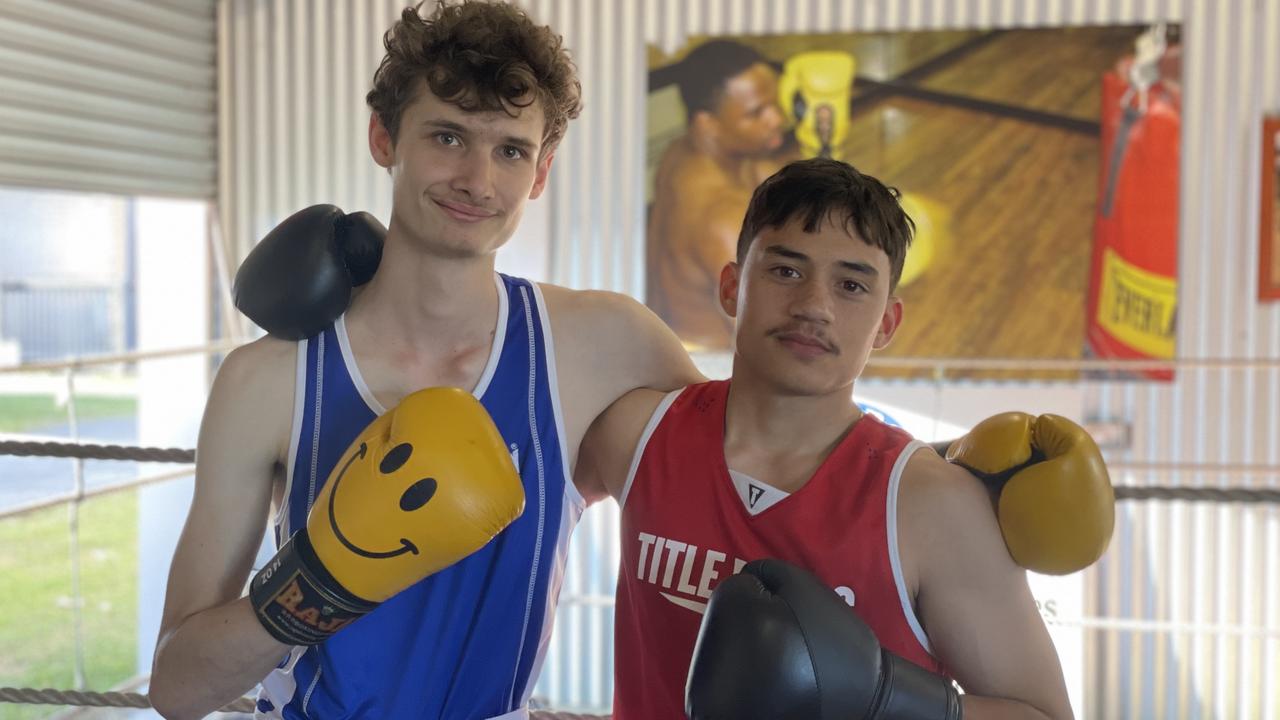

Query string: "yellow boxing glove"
[779, 51, 856, 160]
[946, 413, 1115, 575]
[250, 387, 524, 645]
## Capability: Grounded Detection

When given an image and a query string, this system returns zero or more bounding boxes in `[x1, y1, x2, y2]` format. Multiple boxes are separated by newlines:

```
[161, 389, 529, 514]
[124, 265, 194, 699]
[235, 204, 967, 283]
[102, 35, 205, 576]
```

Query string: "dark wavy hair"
[737, 158, 915, 290]
[367, 1, 583, 156]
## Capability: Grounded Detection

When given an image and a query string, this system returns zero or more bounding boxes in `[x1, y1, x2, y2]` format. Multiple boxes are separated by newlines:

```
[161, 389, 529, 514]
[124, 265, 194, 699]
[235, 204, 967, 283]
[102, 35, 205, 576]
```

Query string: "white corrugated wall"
[1078, 1, 1280, 718]
[218, 1, 1280, 716]
[0, 0, 216, 198]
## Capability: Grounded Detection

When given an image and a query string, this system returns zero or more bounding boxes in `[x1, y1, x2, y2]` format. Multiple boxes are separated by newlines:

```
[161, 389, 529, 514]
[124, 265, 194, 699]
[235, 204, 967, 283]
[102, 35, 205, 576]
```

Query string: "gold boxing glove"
[250, 387, 524, 645]
[778, 51, 856, 160]
[946, 413, 1115, 575]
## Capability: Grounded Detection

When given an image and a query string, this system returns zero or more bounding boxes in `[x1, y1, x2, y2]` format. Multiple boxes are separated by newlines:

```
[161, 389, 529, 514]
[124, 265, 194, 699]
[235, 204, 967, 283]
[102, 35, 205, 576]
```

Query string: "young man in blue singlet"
[149, 3, 700, 718]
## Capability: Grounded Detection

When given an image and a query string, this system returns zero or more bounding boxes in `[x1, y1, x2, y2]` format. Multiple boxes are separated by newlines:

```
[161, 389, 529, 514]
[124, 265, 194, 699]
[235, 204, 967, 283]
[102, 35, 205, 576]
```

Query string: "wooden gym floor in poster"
[645, 26, 1182, 380]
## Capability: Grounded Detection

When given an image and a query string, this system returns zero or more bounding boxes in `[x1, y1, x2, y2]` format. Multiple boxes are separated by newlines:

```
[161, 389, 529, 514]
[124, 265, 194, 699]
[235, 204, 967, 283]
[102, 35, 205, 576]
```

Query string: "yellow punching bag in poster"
[780, 51, 855, 160]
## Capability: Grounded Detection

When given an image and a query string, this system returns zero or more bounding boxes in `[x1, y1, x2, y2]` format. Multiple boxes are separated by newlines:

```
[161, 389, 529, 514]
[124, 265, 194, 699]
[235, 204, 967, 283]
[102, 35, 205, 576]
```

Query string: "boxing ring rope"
[0, 341, 241, 713]
[6, 343, 1274, 376]
[0, 684, 607, 717]
[0, 437, 194, 463]
[6, 437, 1279, 503]
[0, 686, 256, 714]
[2, 344, 1278, 714]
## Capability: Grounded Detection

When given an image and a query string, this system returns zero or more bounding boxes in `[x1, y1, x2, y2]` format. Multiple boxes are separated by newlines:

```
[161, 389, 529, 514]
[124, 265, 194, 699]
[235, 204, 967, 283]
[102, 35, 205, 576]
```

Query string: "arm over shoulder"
[540, 284, 703, 495]
[544, 285, 705, 395]
[575, 387, 672, 505]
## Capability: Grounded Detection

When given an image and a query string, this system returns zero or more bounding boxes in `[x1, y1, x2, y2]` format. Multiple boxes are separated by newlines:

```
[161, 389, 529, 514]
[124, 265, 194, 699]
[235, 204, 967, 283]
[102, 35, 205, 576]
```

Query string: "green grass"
[0, 395, 137, 434]
[0, 491, 139, 720]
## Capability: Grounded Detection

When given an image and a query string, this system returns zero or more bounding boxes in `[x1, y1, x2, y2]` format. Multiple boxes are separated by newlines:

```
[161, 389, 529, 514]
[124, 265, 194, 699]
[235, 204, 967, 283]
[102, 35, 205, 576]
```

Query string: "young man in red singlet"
[577, 158, 1077, 719]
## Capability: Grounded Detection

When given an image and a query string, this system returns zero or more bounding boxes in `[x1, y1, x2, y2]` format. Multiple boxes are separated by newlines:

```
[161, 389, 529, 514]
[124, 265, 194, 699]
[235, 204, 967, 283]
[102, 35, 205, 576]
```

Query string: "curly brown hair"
[367, 1, 582, 156]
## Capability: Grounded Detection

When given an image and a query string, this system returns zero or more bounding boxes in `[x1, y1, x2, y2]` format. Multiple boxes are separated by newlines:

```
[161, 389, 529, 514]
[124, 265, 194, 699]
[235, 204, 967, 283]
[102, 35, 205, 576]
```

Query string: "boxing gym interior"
[1, 1, 1278, 719]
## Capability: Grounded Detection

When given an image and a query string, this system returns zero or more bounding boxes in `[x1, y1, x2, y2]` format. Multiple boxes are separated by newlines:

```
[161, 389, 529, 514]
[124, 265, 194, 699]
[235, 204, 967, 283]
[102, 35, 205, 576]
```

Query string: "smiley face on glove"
[307, 387, 527, 602]
[326, 438, 440, 559]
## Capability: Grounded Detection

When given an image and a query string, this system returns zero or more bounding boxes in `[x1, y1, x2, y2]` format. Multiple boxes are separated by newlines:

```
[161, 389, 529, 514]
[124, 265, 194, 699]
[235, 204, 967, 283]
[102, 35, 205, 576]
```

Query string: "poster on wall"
[644, 25, 1182, 381]
[1262, 116, 1280, 302]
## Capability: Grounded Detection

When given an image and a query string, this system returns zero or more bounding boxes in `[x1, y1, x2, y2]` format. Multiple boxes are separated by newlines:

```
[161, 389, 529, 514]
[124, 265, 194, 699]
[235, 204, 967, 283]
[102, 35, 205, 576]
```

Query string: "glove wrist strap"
[249, 530, 378, 645]
[877, 651, 964, 720]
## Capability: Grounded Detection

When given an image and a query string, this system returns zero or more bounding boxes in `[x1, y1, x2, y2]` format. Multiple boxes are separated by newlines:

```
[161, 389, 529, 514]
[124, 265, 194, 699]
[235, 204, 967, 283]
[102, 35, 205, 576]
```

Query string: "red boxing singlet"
[612, 380, 947, 719]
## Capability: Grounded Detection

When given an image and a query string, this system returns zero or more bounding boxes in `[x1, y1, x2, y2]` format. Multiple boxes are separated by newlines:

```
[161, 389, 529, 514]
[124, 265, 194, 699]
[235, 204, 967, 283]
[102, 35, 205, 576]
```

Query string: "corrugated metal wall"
[0, 0, 216, 199]
[219, 0, 388, 263]
[1079, 1, 1280, 718]
[219, 1, 1280, 716]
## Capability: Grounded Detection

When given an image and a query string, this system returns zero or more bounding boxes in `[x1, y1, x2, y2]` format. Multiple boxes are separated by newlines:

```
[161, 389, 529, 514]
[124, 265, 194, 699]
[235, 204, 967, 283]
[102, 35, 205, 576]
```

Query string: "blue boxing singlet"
[257, 274, 585, 719]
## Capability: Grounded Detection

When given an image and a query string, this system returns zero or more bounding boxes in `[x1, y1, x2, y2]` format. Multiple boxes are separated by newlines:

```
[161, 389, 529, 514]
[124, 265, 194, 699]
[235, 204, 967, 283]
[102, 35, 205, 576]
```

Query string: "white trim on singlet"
[471, 273, 509, 400]
[618, 389, 684, 510]
[516, 478, 585, 710]
[255, 641, 307, 718]
[300, 661, 322, 716]
[335, 314, 385, 416]
[333, 275, 509, 412]
[304, 334, 328, 513]
[506, 285, 549, 710]
[528, 282, 585, 513]
[886, 440, 935, 655]
[273, 338, 310, 534]
[502, 282, 584, 710]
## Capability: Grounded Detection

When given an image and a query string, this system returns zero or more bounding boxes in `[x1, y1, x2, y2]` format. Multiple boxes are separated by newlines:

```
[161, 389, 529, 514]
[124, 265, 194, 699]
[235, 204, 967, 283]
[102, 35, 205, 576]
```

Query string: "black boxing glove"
[233, 205, 385, 339]
[686, 559, 962, 720]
